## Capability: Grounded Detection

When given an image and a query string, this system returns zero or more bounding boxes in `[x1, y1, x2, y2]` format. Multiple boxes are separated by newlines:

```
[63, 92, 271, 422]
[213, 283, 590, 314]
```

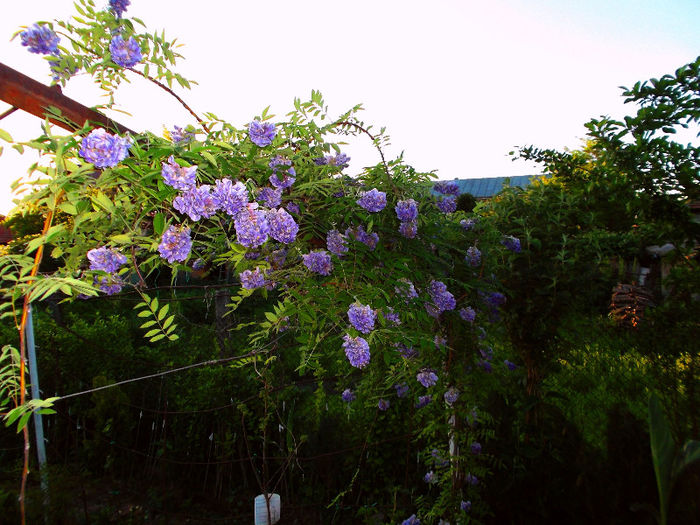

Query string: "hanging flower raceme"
[356, 188, 386, 212]
[378, 399, 390, 411]
[20, 24, 59, 55]
[501, 235, 522, 253]
[326, 229, 348, 257]
[436, 196, 457, 213]
[79, 128, 132, 168]
[110, 35, 142, 67]
[87, 247, 127, 273]
[239, 267, 268, 290]
[302, 250, 333, 276]
[399, 221, 417, 239]
[248, 120, 276, 147]
[417, 368, 439, 388]
[109, 0, 130, 18]
[161, 156, 197, 190]
[158, 225, 192, 263]
[395, 199, 418, 222]
[428, 280, 456, 312]
[342, 334, 370, 368]
[444, 387, 460, 405]
[173, 185, 218, 221]
[434, 180, 460, 196]
[212, 178, 248, 217]
[234, 204, 270, 249]
[465, 246, 481, 267]
[266, 208, 298, 244]
[459, 306, 476, 322]
[342, 389, 356, 403]
[258, 187, 282, 208]
[347, 303, 376, 334]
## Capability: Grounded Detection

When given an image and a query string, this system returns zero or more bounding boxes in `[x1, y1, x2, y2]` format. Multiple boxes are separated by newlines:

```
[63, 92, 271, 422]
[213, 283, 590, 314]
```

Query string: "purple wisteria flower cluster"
[79, 128, 132, 169]
[161, 156, 197, 190]
[460, 218, 476, 231]
[471, 441, 482, 455]
[415, 395, 432, 408]
[110, 35, 142, 68]
[434, 180, 460, 196]
[356, 188, 386, 212]
[235, 205, 270, 248]
[459, 306, 476, 322]
[347, 303, 376, 334]
[461, 500, 472, 512]
[342, 388, 356, 403]
[87, 247, 127, 295]
[314, 153, 350, 168]
[444, 387, 460, 405]
[342, 334, 370, 368]
[248, 120, 276, 147]
[258, 187, 282, 208]
[326, 229, 348, 257]
[239, 267, 268, 289]
[395, 279, 418, 301]
[109, 0, 130, 18]
[394, 383, 409, 398]
[436, 196, 457, 214]
[348, 226, 379, 250]
[383, 307, 401, 326]
[505, 359, 518, 371]
[423, 470, 436, 484]
[417, 368, 438, 388]
[21, 24, 60, 55]
[378, 399, 390, 411]
[267, 208, 298, 244]
[158, 225, 192, 263]
[302, 250, 332, 275]
[465, 246, 481, 267]
[428, 280, 456, 314]
[213, 179, 248, 216]
[502, 235, 522, 253]
[268, 156, 296, 189]
[169, 125, 194, 145]
[87, 247, 127, 274]
[395, 198, 418, 238]
[173, 185, 218, 221]
[402, 515, 420, 525]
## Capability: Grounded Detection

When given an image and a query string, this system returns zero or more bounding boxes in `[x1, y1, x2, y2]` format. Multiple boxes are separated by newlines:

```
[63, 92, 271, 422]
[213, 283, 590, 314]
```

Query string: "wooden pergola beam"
[0, 61, 134, 135]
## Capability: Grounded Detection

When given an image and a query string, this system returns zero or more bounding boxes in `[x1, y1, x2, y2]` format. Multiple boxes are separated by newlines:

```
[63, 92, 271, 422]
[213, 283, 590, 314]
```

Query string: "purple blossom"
[239, 267, 267, 289]
[87, 247, 127, 273]
[434, 334, 447, 347]
[161, 156, 197, 190]
[302, 250, 333, 276]
[399, 221, 418, 239]
[436, 196, 457, 213]
[459, 307, 476, 322]
[326, 229, 348, 257]
[334, 153, 350, 168]
[258, 187, 282, 208]
[109, 0, 130, 17]
[465, 246, 481, 267]
[79, 128, 131, 169]
[158, 225, 192, 263]
[395, 199, 418, 222]
[342, 389, 356, 403]
[395, 279, 418, 300]
[347, 303, 376, 334]
[481, 291, 506, 309]
[234, 204, 270, 248]
[269, 171, 295, 190]
[466, 473, 479, 486]
[378, 399, 390, 411]
[402, 515, 420, 525]
[351, 226, 379, 250]
[416, 395, 432, 409]
[444, 387, 460, 405]
[417, 369, 438, 388]
[460, 218, 476, 231]
[395, 343, 418, 360]
[192, 258, 206, 270]
[425, 302, 441, 318]
[428, 280, 456, 312]
[394, 383, 409, 398]
[266, 208, 298, 244]
[20, 24, 59, 55]
[383, 307, 401, 326]
[285, 202, 300, 214]
[434, 181, 460, 196]
[342, 334, 370, 368]
[461, 501, 471, 512]
[173, 185, 218, 221]
[212, 178, 248, 216]
[502, 235, 522, 253]
[356, 188, 387, 212]
[504, 359, 518, 371]
[470, 442, 482, 455]
[423, 471, 436, 484]
[313, 156, 328, 166]
[97, 275, 123, 295]
[110, 35, 142, 68]
[169, 125, 194, 145]
[248, 120, 276, 147]
[479, 346, 494, 361]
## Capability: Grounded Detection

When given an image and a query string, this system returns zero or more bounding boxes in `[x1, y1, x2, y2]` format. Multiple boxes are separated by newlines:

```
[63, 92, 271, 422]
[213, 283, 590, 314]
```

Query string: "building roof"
[433, 175, 540, 199]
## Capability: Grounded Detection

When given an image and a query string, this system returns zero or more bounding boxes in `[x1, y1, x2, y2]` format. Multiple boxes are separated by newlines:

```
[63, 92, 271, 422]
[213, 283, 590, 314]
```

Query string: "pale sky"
[1, 0, 699, 215]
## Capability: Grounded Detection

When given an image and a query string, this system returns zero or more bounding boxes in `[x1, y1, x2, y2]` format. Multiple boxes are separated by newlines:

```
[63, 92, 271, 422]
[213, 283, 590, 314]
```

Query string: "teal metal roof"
[433, 175, 540, 198]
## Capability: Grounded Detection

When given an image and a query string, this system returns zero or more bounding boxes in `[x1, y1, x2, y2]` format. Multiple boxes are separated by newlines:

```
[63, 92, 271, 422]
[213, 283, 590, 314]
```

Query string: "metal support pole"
[25, 305, 48, 493]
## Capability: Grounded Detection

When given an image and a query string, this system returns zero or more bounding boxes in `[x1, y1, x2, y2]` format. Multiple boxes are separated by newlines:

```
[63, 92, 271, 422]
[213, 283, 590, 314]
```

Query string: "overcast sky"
[1, 0, 699, 214]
